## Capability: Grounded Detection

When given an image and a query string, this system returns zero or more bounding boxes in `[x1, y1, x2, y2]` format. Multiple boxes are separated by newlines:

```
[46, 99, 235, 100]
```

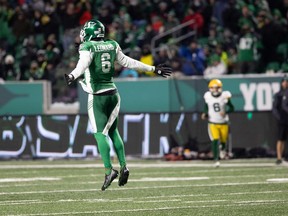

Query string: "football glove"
[154, 64, 172, 78]
[64, 74, 74, 86]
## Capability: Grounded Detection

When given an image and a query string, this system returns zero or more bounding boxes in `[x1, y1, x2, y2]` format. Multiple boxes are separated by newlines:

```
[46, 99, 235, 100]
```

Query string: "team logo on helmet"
[80, 20, 105, 42]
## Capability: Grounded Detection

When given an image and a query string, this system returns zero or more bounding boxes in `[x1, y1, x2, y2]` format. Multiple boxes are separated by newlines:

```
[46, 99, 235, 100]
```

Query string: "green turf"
[0, 158, 287, 216]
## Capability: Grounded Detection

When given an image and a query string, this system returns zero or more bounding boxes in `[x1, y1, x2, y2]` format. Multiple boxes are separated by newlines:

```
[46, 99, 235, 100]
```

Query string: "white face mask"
[210, 87, 222, 96]
[80, 29, 85, 42]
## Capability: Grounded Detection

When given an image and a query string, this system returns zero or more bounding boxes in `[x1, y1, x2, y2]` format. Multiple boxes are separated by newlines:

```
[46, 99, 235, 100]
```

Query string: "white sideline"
[6, 200, 288, 216]
[0, 162, 277, 169]
[0, 177, 61, 183]
[0, 181, 281, 195]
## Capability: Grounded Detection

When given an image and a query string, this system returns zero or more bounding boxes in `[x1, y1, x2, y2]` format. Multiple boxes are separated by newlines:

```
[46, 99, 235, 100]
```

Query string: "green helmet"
[80, 20, 105, 42]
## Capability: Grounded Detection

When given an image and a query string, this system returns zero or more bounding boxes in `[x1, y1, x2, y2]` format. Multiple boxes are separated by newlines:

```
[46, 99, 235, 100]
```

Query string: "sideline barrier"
[0, 112, 277, 159]
[0, 81, 51, 115]
[0, 74, 284, 115]
[78, 74, 284, 113]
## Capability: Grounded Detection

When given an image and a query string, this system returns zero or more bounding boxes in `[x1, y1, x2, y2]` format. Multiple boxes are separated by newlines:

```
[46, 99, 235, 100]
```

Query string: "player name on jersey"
[93, 44, 114, 52]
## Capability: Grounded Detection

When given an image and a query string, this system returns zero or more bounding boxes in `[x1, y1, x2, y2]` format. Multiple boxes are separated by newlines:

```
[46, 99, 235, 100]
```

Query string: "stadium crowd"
[0, 0, 287, 102]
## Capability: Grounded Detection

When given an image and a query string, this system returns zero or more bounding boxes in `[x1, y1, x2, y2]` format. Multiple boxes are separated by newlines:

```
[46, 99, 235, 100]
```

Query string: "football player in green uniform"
[64, 20, 172, 190]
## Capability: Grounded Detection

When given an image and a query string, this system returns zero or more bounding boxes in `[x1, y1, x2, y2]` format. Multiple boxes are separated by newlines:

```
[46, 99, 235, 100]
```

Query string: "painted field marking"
[6, 200, 288, 216]
[0, 177, 61, 183]
[0, 162, 277, 170]
[0, 181, 280, 196]
[267, 178, 288, 182]
[134, 177, 209, 181]
[1, 189, 287, 206]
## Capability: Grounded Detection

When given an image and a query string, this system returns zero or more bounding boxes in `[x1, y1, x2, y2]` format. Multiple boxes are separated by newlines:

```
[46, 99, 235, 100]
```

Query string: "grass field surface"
[0, 158, 288, 216]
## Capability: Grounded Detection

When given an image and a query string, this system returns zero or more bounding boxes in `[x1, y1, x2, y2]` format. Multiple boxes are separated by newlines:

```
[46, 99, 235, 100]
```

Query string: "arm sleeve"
[203, 103, 208, 114]
[116, 45, 155, 72]
[70, 51, 92, 79]
[226, 99, 234, 113]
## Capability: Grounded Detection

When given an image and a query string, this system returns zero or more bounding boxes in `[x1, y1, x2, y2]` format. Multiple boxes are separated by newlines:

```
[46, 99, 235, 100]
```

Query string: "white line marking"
[0, 162, 276, 169]
[6, 201, 288, 216]
[267, 178, 288, 182]
[1, 190, 287, 206]
[0, 181, 277, 196]
[134, 177, 209, 181]
[0, 177, 61, 183]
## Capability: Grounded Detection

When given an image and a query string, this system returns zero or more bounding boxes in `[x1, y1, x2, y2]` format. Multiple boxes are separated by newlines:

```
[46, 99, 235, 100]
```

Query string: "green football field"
[0, 158, 288, 216]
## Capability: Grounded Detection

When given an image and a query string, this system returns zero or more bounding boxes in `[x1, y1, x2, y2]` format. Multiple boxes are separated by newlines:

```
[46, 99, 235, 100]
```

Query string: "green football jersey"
[237, 33, 257, 62]
[78, 39, 118, 93]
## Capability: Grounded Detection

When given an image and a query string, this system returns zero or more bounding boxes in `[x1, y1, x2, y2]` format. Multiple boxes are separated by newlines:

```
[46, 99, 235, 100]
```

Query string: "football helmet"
[208, 79, 223, 96]
[80, 20, 105, 42]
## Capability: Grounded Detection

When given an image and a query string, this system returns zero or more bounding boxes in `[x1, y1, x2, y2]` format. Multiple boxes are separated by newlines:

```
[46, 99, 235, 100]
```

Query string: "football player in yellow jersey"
[201, 79, 234, 167]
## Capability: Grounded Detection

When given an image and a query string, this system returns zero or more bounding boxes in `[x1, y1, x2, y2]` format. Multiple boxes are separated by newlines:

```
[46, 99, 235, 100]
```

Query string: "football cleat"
[118, 166, 129, 186]
[214, 161, 220, 168]
[101, 169, 118, 191]
[276, 159, 282, 165]
[220, 150, 226, 159]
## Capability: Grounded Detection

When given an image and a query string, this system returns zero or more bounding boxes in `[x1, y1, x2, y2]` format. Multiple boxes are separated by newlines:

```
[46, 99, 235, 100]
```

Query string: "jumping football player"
[201, 79, 234, 167]
[64, 19, 172, 190]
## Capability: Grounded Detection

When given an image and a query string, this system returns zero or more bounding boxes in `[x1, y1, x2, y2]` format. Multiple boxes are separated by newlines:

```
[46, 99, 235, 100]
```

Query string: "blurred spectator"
[222, 0, 241, 34]
[226, 47, 238, 74]
[28, 60, 41, 81]
[237, 4, 256, 32]
[201, 0, 216, 37]
[235, 23, 259, 74]
[160, 10, 180, 40]
[151, 15, 163, 34]
[97, 6, 113, 27]
[182, 7, 204, 36]
[140, 44, 155, 77]
[41, 3, 61, 41]
[179, 40, 206, 76]
[157, 1, 169, 21]
[9, 9, 32, 43]
[169, 0, 186, 21]
[0, 0, 287, 103]
[118, 67, 139, 78]
[215, 44, 228, 68]
[1, 55, 19, 80]
[153, 46, 168, 65]
[203, 54, 227, 76]
[141, 24, 157, 48]
[258, 11, 287, 72]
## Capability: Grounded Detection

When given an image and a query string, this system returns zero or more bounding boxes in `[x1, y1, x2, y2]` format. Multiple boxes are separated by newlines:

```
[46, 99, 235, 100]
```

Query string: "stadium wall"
[0, 112, 279, 159]
[0, 74, 284, 159]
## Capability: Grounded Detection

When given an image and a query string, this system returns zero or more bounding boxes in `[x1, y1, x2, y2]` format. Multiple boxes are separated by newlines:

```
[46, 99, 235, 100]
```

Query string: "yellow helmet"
[208, 79, 222, 96]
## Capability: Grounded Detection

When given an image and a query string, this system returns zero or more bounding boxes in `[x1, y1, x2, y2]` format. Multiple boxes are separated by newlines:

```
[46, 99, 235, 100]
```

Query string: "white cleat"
[220, 150, 226, 159]
[214, 161, 220, 168]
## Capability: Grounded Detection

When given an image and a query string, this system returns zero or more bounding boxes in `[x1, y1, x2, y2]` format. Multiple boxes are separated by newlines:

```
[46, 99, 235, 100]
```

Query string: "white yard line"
[0, 181, 279, 196]
[6, 201, 288, 216]
[1, 190, 287, 206]
[267, 178, 288, 182]
[0, 162, 277, 169]
[0, 177, 61, 183]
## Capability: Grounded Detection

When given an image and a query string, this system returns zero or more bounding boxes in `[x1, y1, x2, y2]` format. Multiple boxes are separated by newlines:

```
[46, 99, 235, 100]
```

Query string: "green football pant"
[88, 93, 126, 174]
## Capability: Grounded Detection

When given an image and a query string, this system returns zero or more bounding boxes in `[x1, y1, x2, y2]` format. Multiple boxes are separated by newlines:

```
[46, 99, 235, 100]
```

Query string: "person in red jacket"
[182, 7, 204, 36]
